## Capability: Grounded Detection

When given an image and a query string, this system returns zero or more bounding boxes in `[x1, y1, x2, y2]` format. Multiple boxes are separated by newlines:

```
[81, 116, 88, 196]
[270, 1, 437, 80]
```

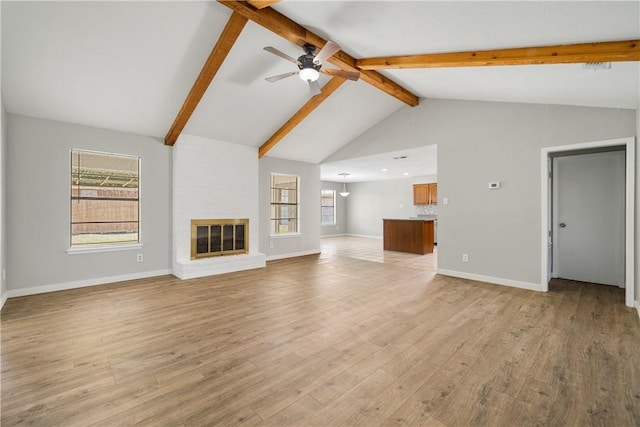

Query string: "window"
[321, 189, 336, 225]
[71, 149, 140, 246]
[270, 173, 299, 235]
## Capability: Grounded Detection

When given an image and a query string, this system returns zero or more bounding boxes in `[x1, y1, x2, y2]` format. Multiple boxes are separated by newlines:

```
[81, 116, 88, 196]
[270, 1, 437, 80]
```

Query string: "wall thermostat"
[488, 182, 501, 189]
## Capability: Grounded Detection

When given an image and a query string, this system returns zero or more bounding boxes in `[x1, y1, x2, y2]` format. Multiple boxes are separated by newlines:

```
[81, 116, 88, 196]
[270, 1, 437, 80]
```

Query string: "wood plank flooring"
[2, 236, 639, 426]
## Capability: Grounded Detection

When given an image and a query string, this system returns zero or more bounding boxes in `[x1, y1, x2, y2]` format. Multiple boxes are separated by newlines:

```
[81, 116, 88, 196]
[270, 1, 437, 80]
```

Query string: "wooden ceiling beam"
[247, 0, 281, 10]
[357, 39, 640, 70]
[218, 0, 419, 107]
[165, 12, 248, 146]
[258, 78, 346, 159]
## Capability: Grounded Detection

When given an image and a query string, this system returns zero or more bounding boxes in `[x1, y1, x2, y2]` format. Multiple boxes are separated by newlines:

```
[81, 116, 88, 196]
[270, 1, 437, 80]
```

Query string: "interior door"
[552, 150, 625, 286]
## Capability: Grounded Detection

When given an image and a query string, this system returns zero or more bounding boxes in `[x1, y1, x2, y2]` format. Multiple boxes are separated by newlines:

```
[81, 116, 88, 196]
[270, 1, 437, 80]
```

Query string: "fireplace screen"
[191, 219, 248, 259]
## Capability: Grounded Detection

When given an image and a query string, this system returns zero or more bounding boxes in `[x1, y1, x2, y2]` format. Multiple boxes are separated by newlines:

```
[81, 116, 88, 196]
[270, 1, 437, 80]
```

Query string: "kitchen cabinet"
[383, 219, 435, 254]
[413, 183, 437, 205]
[413, 184, 429, 205]
[428, 183, 437, 205]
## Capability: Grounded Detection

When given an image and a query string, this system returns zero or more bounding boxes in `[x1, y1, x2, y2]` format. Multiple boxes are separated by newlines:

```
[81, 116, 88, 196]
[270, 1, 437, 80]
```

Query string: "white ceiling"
[322, 145, 437, 183]
[2, 1, 639, 182]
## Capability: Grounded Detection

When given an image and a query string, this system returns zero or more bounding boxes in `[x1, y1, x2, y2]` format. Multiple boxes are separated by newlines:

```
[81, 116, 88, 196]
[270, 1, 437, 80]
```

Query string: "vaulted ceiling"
[2, 1, 639, 180]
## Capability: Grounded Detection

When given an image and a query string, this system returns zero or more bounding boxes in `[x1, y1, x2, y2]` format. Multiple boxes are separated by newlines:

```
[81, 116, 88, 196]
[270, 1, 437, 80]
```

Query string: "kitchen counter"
[383, 218, 435, 255]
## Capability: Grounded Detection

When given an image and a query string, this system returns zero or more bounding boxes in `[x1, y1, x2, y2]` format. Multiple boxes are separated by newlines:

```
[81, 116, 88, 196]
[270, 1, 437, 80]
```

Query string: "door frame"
[540, 137, 635, 307]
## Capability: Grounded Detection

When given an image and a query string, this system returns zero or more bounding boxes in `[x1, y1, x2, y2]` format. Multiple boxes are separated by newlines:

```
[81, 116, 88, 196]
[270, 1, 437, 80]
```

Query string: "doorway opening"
[541, 137, 635, 307]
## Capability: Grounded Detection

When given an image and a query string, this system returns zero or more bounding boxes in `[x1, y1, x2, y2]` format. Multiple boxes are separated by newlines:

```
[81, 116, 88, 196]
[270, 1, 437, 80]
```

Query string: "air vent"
[582, 62, 611, 71]
[393, 155, 408, 160]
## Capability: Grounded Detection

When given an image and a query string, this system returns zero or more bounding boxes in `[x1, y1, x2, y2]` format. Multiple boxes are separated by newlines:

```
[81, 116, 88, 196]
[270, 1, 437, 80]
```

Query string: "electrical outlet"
[462, 253, 469, 263]
[137, 254, 143, 262]
[269, 242, 274, 249]
[443, 198, 449, 205]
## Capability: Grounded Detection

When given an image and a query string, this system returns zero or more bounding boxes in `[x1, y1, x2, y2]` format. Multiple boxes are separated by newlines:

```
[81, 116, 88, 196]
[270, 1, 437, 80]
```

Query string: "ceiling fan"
[263, 41, 361, 96]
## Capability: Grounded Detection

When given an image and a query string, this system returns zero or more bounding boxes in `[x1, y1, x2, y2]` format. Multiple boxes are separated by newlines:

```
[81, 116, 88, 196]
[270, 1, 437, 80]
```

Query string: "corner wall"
[327, 99, 635, 289]
[259, 156, 320, 260]
[6, 114, 173, 296]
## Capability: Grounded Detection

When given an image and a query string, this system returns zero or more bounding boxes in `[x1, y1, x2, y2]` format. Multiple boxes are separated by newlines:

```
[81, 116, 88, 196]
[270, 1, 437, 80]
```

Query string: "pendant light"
[338, 173, 350, 197]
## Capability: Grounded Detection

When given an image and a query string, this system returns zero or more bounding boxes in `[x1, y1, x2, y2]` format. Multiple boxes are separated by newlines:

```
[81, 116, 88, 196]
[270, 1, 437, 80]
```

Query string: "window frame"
[270, 173, 300, 237]
[321, 189, 336, 225]
[67, 149, 143, 254]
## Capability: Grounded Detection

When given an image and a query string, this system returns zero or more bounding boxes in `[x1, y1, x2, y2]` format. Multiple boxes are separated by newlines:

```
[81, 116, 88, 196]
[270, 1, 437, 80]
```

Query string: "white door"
[552, 150, 625, 286]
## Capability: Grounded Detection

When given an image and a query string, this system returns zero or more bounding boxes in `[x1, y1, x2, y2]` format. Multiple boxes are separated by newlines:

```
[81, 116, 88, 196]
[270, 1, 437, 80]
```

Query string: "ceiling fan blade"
[264, 46, 301, 65]
[265, 71, 298, 83]
[320, 68, 360, 81]
[313, 40, 341, 65]
[309, 80, 322, 96]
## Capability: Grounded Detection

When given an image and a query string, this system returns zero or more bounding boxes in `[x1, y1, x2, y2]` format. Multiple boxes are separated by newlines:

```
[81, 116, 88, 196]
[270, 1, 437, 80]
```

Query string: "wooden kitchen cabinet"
[413, 183, 437, 205]
[428, 183, 437, 205]
[413, 184, 429, 205]
[383, 219, 434, 254]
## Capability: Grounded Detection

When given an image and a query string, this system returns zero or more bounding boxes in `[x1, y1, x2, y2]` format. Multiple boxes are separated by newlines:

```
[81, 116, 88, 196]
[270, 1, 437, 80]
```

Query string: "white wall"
[320, 180, 347, 237]
[259, 156, 320, 259]
[327, 99, 636, 289]
[6, 114, 173, 295]
[172, 134, 264, 278]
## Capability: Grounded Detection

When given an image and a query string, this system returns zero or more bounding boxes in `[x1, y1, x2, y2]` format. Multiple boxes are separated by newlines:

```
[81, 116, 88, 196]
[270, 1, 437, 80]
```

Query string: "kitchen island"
[383, 218, 435, 255]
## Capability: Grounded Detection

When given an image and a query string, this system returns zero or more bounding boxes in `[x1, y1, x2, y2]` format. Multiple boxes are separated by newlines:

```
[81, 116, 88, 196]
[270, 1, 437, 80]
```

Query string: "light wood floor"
[2, 236, 639, 426]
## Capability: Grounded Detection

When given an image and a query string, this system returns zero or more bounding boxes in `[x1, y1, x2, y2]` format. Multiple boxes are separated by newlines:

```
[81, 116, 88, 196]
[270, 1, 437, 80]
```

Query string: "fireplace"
[191, 219, 248, 260]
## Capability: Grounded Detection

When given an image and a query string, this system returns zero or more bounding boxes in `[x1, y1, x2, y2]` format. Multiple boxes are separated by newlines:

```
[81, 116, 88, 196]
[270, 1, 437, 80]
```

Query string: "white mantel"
[172, 134, 265, 279]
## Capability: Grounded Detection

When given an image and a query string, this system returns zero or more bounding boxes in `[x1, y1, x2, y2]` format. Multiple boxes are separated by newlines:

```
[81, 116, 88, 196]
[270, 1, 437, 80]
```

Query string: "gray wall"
[344, 174, 437, 237]
[637, 108, 640, 309]
[1, 104, 6, 305]
[320, 180, 347, 236]
[328, 99, 636, 286]
[259, 156, 321, 258]
[6, 114, 172, 292]
[0, 1, 5, 306]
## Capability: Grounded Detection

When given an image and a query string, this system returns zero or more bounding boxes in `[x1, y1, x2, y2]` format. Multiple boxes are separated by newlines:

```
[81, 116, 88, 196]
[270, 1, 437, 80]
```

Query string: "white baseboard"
[266, 249, 321, 262]
[636, 300, 640, 319]
[321, 234, 347, 238]
[437, 269, 543, 292]
[1, 291, 7, 310]
[345, 234, 383, 240]
[6, 269, 173, 299]
[174, 253, 266, 280]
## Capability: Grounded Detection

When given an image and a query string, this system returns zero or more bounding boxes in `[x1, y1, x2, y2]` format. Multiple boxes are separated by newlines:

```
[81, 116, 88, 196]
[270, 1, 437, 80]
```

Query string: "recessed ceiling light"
[403, 172, 409, 176]
[381, 168, 388, 172]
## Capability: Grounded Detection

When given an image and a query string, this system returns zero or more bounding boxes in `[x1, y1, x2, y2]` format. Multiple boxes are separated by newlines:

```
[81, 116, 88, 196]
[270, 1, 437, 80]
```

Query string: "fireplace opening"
[191, 219, 248, 259]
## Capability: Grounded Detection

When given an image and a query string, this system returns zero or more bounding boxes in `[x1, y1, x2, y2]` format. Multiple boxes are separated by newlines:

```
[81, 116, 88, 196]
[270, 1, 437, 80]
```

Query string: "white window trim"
[270, 173, 301, 237]
[67, 242, 143, 255]
[269, 232, 301, 239]
[321, 189, 337, 226]
[69, 148, 142, 250]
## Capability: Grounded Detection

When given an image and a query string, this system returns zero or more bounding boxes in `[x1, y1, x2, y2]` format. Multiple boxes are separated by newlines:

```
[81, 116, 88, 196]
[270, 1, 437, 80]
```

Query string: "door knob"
[559, 223, 566, 228]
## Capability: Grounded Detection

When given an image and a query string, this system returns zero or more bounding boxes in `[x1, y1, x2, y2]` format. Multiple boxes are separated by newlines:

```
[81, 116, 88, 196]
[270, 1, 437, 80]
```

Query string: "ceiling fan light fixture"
[299, 67, 319, 82]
